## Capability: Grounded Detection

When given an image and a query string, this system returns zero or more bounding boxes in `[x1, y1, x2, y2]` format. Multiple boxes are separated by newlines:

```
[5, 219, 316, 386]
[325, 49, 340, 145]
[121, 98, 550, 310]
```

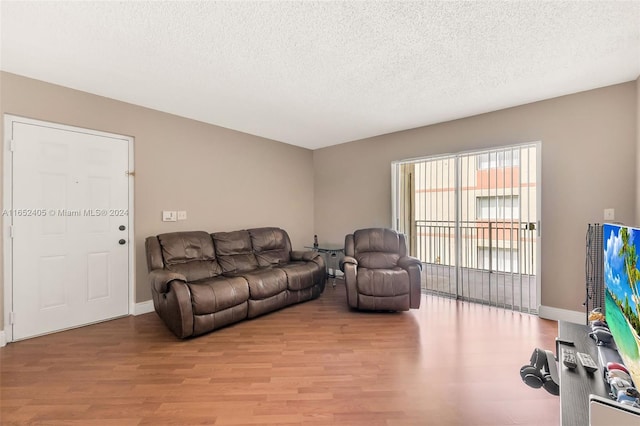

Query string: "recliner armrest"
[398, 256, 422, 270]
[149, 269, 187, 294]
[339, 255, 358, 272]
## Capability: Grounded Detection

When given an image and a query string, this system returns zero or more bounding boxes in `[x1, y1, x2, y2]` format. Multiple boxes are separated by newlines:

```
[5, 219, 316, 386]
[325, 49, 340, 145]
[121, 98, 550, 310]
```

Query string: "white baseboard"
[134, 300, 154, 316]
[538, 305, 586, 325]
[0, 304, 153, 346]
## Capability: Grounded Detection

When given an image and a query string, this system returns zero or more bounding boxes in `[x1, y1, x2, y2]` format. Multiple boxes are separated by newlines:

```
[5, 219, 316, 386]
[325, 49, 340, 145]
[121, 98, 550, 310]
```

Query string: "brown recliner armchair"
[339, 228, 422, 311]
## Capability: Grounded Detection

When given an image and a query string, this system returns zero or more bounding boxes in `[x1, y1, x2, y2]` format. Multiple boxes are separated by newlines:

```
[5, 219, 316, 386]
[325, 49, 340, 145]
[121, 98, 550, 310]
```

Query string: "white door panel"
[11, 122, 129, 340]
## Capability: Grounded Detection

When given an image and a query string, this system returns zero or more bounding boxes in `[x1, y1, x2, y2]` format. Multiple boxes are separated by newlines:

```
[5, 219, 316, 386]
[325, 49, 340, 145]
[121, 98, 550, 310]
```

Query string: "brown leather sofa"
[145, 227, 326, 338]
[340, 228, 422, 311]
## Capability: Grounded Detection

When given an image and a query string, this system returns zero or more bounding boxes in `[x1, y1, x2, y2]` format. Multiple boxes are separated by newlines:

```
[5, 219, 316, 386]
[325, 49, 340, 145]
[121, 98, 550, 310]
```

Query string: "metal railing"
[414, 219, 536, 274]
[413, 220, 538, 312]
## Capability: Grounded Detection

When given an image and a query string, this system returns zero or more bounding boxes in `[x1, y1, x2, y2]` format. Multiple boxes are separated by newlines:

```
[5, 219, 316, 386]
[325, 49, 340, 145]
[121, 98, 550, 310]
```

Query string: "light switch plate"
[177, 211, 187, 220]
[162, 210, 177, 222]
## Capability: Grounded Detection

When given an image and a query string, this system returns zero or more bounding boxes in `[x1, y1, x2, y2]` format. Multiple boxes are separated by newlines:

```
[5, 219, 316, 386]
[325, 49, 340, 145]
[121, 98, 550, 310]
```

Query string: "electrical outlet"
[162, 211, 177, 222]
[604, 208, 615, 221]
[177, 211, 187, 220]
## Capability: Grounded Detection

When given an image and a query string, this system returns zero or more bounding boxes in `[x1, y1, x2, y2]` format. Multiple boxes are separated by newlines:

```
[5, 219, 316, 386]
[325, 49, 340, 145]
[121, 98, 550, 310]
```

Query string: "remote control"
[562, 348, 577, 369]
[577, 352, 598, 373]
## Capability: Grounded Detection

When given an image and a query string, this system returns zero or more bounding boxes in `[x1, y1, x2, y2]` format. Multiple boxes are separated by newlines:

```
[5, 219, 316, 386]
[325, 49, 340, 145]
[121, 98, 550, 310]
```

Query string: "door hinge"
[9, 312, 15, 325]
[9, 225, 14, 238]
[9, 139, 15, 152]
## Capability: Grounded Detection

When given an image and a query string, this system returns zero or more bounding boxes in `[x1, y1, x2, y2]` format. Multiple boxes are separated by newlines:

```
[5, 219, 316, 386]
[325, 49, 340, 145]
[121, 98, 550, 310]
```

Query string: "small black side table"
[305, 245, 344, 286]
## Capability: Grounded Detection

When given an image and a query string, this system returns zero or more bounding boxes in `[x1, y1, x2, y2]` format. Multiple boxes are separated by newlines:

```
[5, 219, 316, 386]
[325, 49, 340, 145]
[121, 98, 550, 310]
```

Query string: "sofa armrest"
[398, 256, 422, 271]
[339, 255, 358, 272]
[290, 250, 322, 262]
[149, 269, 187, 294]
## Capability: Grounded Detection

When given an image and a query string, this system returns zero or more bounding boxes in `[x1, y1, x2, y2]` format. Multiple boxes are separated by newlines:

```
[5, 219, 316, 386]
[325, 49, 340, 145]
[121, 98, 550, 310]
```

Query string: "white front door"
[9, 120, 130, 340]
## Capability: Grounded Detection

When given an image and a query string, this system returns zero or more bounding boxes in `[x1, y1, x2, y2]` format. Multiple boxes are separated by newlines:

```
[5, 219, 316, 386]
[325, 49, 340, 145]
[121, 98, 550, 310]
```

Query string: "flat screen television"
[603, 223, 640, 387]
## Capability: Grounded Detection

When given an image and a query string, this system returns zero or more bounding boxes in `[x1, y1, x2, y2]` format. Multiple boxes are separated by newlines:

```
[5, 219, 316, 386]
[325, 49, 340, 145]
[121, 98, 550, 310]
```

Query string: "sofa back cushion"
[353, 228, 405, 269]
[212, 230, 259, 273]
[157, 231, 222, 281]
[249, 227, 291, 266]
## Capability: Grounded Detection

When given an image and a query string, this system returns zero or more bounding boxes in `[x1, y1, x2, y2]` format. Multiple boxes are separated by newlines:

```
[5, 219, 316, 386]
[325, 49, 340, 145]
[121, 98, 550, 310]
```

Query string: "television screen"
[603, 223, 640, 387]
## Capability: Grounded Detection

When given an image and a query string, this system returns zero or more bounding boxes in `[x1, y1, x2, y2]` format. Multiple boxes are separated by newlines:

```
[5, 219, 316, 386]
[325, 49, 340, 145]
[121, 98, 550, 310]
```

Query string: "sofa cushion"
[356, 252, 401, 269]
[236, 268, 287, 300]
[356, 267, 410, 296]
[354, 228, 403, 269]
[212, 230, 259, 273]
[249, 227, 291, 266]
[187, 276, 250, 315]
[278, 262, 318, 291]
[157, 231, 222, 282]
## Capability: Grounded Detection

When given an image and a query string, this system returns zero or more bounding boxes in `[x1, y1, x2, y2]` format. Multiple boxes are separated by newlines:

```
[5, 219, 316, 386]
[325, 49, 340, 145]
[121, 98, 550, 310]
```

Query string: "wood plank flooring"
[1, 280, 559, 425]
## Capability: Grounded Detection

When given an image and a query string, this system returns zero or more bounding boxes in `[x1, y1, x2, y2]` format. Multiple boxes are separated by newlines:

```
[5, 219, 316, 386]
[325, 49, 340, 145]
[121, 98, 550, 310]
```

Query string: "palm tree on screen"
[618, 227, 640, 336]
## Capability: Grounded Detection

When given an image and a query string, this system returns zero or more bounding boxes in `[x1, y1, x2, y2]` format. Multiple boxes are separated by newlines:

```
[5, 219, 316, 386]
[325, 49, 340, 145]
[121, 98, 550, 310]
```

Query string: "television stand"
[558, 321, 610, 425]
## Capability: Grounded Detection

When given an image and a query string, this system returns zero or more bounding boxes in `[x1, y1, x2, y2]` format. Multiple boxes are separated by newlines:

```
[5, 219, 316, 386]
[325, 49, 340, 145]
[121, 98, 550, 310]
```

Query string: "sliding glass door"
[392, 143, 540, 313]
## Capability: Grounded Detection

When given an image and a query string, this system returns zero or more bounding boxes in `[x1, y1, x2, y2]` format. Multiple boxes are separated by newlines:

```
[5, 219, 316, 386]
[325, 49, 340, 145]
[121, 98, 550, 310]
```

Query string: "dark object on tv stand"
[585, 224, 605, 321]
[597, 344, 624, 380]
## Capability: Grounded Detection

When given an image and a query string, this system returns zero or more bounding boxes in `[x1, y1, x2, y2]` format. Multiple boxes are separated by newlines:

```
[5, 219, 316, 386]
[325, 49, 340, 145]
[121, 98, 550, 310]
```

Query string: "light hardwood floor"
[1, 280, 559, 425]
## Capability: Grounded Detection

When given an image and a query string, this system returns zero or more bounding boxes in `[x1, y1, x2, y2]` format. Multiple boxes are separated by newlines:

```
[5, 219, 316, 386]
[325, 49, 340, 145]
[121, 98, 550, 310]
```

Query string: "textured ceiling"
[1, 1, 639, 150]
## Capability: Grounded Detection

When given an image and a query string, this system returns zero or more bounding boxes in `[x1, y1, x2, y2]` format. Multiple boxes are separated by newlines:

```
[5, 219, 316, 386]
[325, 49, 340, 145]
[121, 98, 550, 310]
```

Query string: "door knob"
[118, 239, 126, 245]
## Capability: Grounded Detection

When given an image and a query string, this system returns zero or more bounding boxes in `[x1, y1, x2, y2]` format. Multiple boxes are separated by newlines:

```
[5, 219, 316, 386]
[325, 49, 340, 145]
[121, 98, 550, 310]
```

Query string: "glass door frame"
[391, 141, 541, 313]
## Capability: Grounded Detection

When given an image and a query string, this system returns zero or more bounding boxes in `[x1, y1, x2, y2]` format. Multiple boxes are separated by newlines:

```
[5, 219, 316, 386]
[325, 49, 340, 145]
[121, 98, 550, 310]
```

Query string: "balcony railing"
[413, 220, 538, 313]
[413, 220, 537, 274]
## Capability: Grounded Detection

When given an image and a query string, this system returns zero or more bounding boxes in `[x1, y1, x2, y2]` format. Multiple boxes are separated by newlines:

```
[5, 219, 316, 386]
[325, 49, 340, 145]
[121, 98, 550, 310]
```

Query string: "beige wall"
[314, 81, 638, 315]
[0, 72, 315, 329]
[1, 70, 637, 333]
